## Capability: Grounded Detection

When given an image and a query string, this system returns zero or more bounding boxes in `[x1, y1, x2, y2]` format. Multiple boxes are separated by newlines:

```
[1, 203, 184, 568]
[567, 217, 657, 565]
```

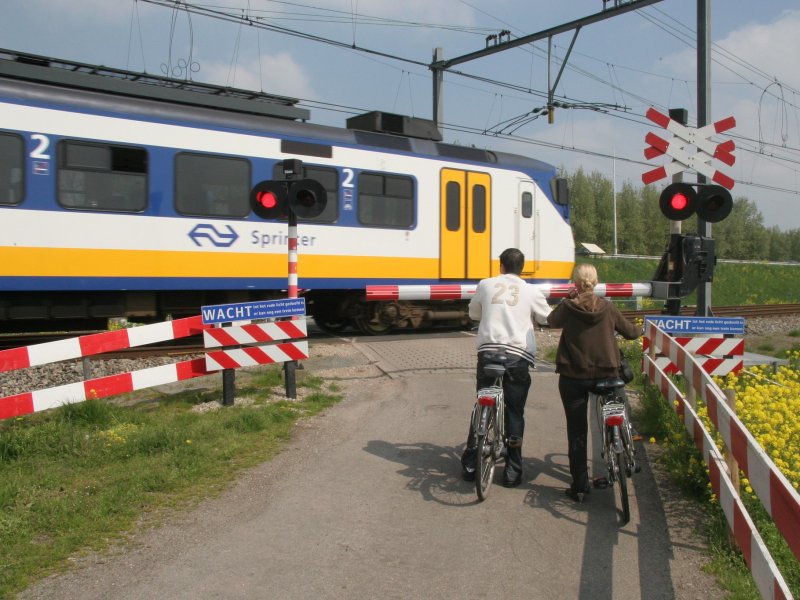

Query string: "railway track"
[2, 304, 800, 356]
[618, 303, 800, 320]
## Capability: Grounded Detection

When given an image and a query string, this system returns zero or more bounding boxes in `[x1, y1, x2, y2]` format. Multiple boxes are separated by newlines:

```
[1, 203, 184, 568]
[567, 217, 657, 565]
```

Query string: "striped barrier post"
[642, 335, 744, 376]
[202, 318, 309, 401]
[644, 321, 800, 597]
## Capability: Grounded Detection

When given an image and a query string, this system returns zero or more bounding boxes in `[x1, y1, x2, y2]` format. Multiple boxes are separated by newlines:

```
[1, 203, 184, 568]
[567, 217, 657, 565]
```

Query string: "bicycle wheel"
[615, 447, 630, 524]
[476, 409, 497, 501]
[622, 420, 637, 477]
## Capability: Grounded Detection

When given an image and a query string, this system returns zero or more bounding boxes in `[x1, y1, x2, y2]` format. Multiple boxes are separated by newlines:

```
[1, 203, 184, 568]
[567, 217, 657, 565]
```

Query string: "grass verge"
[0, 366, 342, 598]
[634, 370, 800, 598]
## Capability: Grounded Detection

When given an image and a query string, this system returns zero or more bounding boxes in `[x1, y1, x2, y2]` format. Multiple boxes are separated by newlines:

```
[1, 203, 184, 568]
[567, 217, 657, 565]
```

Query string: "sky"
[1, 0, 799, 231]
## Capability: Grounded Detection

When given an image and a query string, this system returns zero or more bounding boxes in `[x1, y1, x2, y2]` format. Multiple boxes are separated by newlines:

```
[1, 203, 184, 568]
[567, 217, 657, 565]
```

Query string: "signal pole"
[664, 108, 688, 317]
[697, 0, 712, 316]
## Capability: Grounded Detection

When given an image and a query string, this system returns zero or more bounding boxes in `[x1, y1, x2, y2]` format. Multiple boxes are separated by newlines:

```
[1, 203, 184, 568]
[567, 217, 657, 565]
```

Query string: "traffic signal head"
[250, 180, 289, 220]
[659, 182, 696, 221]
[249, 178, 327, 220]
[659, 182, 733, 223]
[288, 179, 327, 219]
[695, 185, 733, 223]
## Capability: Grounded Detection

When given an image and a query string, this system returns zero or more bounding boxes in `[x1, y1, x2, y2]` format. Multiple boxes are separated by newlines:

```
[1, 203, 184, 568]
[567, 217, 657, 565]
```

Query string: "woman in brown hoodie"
[547, 263, 641, 502]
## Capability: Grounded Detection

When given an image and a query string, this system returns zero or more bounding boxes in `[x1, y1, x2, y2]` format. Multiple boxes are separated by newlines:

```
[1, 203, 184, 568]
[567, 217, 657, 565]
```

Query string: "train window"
[357, 172, 415, 228]
[472, 184, 487, 233]
[280, 140, 333, 159]
[58, 141, 147, 212]
[269, 163, 338, 223]
[0, 132, 24, 205]
[521, 191, 533, 218]
[353, 131, 412, 152]
[445, 181, 461, 231]
[175, 153, 250, 218]
[436, 143, 497, 164]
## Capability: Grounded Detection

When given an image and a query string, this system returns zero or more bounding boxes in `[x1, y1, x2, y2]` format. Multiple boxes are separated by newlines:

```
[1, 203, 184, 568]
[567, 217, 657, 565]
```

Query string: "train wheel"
[313, 318, 349, 334]
[353, 301, 397, 335]
[354, 315, 392, 335]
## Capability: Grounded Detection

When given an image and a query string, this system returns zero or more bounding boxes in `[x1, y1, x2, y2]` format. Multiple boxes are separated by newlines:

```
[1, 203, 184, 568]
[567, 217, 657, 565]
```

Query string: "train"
[0, 49, 575, 334]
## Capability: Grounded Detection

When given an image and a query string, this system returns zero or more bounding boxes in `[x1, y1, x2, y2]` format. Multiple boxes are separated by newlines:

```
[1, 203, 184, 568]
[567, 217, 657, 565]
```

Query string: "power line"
[138, 0, 431, 69]
[137, 1, 800, 206]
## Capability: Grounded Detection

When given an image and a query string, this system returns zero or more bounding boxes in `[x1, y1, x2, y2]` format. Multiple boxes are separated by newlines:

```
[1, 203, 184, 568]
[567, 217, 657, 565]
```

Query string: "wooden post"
[723, 388, 740, 494]
[686, 384, 696, 411]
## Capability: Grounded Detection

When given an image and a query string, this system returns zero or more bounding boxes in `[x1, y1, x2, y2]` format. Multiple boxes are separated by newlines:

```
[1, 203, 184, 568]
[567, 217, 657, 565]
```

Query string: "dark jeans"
[558, 375, 634, 491]
[461, 353, 532, 478]
[558, 376, 597, 492]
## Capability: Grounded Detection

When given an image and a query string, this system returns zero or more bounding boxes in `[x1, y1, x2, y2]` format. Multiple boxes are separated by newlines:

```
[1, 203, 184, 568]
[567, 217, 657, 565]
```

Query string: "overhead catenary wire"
[134, 0, 800, 202]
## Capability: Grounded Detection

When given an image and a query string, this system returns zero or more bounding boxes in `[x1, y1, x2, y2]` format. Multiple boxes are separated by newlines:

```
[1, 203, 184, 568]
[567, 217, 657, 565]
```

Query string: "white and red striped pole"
[287, 219, 299, 299]
[283, 182, 300, 398]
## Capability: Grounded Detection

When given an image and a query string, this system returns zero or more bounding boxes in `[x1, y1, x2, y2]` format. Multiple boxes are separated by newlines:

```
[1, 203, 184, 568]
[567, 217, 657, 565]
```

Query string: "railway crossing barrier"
[0, 303, 309, 420]
[365, 282, 653, 301]
[642, 315, 745, 377]
[642, 335, 743, 376]
[200, 297, 309, 401]
[0, 315, 211, 420]
[644, 321, 799, 600]
[203, 319, 309, 403]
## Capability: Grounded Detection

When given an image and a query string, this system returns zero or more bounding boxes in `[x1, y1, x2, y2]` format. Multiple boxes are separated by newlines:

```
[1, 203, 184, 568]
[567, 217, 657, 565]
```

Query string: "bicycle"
[590, 377, 639, 524]
[470, 352, 508, 501]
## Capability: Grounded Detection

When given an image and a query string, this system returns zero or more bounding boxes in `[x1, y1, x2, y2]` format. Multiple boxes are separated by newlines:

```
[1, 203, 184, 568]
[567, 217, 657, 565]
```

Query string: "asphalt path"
[20, 334, 721, 600]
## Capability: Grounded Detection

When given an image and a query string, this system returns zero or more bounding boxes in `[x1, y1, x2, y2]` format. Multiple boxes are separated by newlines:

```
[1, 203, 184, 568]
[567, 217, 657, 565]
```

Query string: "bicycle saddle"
[481, 352, 509, 378]
[591, 378, 626, 394]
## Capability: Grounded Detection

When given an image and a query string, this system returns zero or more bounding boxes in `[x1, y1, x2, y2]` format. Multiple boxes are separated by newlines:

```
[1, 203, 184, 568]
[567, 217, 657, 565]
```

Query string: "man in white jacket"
[461, 248, 551, 487]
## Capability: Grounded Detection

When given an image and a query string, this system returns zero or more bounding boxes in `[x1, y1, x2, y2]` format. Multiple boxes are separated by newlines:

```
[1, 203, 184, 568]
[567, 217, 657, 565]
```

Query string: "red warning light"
[659, 183, 697, 221]
[250, 180, 287, 219]
[257, 191, 279, 209]
[670, 193, 689, 211]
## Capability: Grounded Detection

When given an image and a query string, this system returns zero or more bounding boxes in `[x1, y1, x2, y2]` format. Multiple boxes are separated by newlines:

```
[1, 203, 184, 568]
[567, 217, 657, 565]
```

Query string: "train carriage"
[0, 49, 574, 333]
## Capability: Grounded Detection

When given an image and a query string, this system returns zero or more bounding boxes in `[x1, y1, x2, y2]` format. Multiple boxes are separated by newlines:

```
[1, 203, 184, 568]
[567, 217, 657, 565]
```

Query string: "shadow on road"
[364, 439, 572, 508]
[365, 435, 686, 599]
[572, 434, 679, 600]
[363, 439, 478, 506]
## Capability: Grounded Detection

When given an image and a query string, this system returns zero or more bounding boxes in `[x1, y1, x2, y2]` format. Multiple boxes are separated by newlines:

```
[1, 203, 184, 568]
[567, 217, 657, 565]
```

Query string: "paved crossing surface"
[20, 333, 723, 600]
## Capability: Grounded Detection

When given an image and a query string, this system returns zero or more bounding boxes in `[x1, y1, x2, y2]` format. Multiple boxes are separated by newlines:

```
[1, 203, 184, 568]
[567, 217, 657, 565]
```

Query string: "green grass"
[0, 367, 341, 598]
[584, 257, 800, 306]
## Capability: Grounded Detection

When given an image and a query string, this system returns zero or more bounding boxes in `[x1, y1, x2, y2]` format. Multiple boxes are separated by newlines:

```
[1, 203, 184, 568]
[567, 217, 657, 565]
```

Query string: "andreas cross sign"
[642, 107, 736, 190]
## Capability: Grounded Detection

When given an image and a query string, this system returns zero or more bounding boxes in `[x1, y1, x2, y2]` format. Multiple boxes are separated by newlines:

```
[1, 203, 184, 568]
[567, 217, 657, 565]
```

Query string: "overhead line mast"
[429, 0, 665, 129]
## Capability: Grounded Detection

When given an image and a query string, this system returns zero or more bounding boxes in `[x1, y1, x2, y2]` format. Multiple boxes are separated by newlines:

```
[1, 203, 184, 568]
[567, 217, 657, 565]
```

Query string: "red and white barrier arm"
[0, 316, 210, 374]
[644, 355, 792, 600]
[366, 282, 652, 302]
[646, 321, 800, 563]
[0, 358, 210, 420]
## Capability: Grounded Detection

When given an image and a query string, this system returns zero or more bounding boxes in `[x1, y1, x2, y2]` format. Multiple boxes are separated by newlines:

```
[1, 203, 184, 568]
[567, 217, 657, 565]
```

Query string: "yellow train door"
[440, 169, 491, 280]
